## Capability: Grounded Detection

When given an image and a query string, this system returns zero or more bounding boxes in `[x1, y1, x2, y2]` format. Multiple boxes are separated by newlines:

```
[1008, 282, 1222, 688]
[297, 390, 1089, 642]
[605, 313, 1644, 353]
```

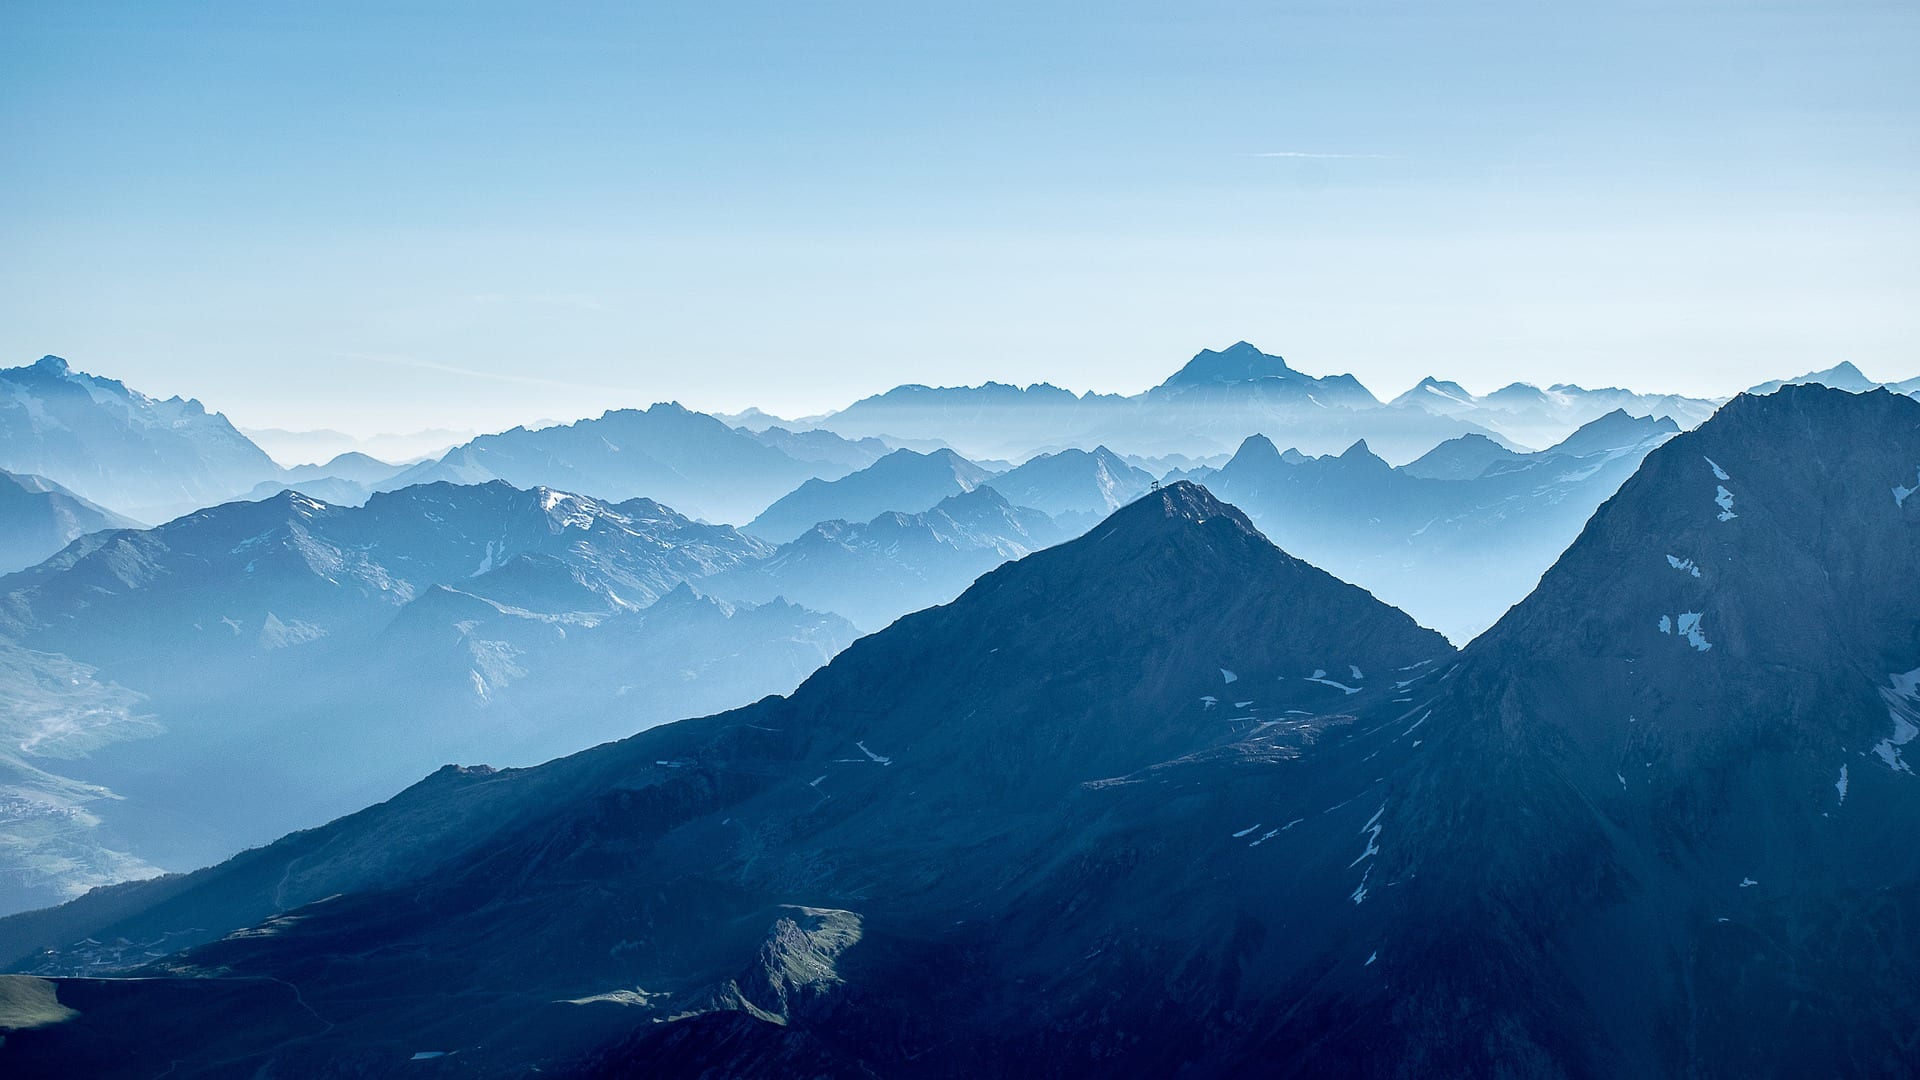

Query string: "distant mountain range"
[984, 445, 1155, 532]
[790, 341, 1726, 462]
[240, 426, 473, 469]
[376, 403, 831, 524]
[1387, 372, 1714, 449]
[1745, 359, 1920, 397]
[744, 447, 996, 542]
[10, 349, 1910, 532]
[0, 470, 140, 575]
[1208, 409, 1681, 641]
[0, 357, 281, 522]
[712, 487, 1066, 631]
[2, 385, 1913, 1076]
[0, 482, 856, 914]
[1, 347, 1912, 921]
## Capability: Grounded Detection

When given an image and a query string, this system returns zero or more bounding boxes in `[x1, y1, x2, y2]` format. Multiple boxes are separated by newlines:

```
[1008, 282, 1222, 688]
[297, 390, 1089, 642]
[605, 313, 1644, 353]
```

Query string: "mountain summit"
[1156, 340, 1302, 385]
[1151, 341, 1380, 408]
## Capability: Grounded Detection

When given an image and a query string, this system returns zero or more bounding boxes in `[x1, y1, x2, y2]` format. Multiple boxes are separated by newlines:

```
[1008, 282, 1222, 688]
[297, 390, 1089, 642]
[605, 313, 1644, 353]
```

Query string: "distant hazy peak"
[1225, 433, 1280, 464]
[1543, 408, 1680, 457]
[1158, 341, 1299, 387]
[1107, 479, 1256, 535]
[1746, 360, 1882, 396]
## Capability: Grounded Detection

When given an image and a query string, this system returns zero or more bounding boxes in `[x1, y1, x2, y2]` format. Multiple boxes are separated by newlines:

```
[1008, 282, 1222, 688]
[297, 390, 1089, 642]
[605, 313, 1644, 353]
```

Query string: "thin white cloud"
[1239, 151, 1401, 159]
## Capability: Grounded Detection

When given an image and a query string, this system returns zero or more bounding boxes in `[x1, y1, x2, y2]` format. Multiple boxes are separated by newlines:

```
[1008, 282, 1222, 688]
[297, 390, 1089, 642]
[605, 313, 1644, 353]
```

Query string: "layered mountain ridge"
[2, 386, 1913, 1075]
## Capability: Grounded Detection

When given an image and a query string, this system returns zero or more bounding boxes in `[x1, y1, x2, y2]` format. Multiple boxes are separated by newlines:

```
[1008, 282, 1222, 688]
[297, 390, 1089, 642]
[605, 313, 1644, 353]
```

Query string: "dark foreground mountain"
[0, 470, 140, 575]
[3, 385, 1916, 1077]
[0, 356, 282, 522]
[0, 482, 1452, 1074]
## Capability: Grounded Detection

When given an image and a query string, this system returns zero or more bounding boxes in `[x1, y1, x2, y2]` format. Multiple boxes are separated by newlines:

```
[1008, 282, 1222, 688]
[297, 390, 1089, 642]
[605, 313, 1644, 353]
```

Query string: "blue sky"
[2, 1, 1915, 433]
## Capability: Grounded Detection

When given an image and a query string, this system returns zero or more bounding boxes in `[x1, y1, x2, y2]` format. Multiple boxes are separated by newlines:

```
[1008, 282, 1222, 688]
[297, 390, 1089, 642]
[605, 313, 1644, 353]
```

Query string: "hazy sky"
[3, 1, 1915, 434]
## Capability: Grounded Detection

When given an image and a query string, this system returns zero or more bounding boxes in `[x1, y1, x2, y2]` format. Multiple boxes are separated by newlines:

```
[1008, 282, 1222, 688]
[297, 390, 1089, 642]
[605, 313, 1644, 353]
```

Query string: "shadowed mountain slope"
[4, 387, 1917, 1077]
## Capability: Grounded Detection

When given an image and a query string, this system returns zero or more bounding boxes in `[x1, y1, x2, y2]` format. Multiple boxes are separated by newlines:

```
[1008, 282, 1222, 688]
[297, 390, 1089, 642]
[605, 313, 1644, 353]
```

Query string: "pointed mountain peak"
[1393, 375, 1475, 405]
[1545, 409, 1680, 457]
[1747, 361, 1883, 395]
[32, 354, 70, 375]
[1105, 480, 1253, 534]
[933, 485, 1013, 513]
[1227, 433, 1282, 468]
[653, 580, 712, 606]
[1159, 341, 1297, 388]
[1399, 431, 1525, 480]
[1337, 439, 1386, 465]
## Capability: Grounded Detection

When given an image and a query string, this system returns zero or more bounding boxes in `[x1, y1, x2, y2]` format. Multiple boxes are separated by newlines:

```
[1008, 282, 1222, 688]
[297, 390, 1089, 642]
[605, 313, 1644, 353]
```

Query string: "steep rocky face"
[0, 356, 281, 522]
[1345, 385, 1920, 1075]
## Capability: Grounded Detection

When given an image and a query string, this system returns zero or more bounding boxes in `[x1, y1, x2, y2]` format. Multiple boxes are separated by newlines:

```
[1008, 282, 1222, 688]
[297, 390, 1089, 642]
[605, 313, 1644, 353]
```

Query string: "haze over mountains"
[0, 342, 1915, 1074]
[1, 384, 1913, 1076]
[0, 471, 140, 575]
[787, 341, 1722, 463]
[0, 483, 852, 912]
[1207, 410, 1684, 641]
[0, 356, 278, 524]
